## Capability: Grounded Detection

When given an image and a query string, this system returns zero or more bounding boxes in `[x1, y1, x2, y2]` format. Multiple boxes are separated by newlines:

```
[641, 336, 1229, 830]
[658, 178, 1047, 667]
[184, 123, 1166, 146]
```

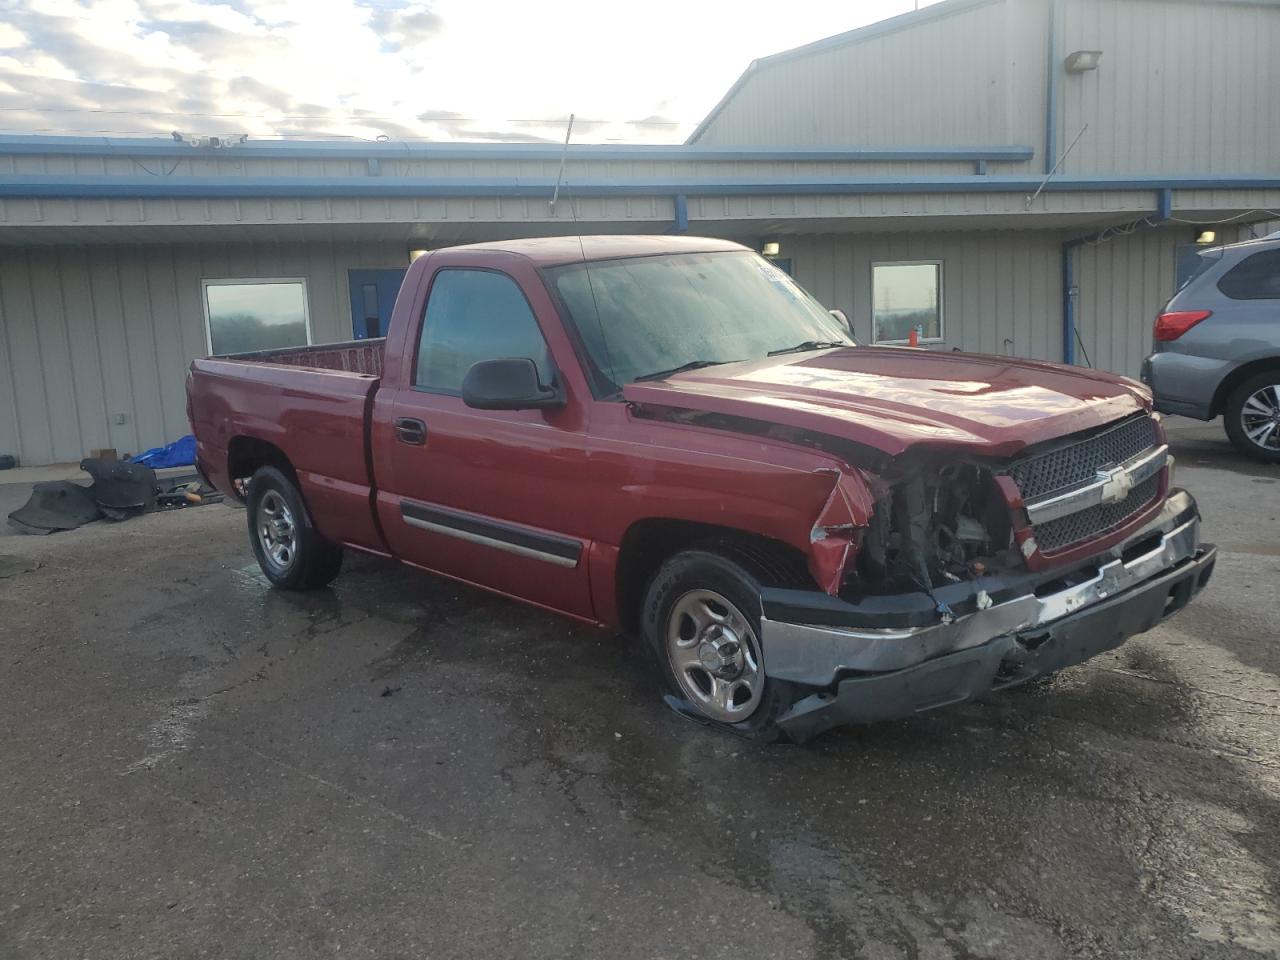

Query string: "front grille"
[1009, 415, 1158, 501]
[1033, 474, 1160, 553]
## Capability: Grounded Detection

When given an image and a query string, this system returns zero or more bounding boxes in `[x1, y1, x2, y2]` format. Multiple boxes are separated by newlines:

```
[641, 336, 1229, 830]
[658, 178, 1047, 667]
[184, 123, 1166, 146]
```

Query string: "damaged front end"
[808, 456, 1016, 612]
[782, 450, 1215, 741]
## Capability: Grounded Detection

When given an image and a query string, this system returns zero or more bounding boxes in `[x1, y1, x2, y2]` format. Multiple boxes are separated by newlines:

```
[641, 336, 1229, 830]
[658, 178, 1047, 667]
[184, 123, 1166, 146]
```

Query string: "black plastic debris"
[79, 458, 156, 520]
[6, 481, 102, 534]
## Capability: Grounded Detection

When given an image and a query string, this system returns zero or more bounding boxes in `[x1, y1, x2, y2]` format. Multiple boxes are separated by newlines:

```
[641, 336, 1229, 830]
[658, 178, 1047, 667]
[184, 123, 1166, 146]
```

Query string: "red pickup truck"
[187, 235, 1215, 742]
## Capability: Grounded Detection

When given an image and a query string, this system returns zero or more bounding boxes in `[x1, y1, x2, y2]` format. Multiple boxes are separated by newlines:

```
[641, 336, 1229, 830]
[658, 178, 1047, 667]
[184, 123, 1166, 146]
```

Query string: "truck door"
[375, 265, 595, 620]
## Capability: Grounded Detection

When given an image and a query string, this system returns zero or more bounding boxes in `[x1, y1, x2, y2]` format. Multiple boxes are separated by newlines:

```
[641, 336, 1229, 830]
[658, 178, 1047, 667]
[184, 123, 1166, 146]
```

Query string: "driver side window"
[414, 269, 552, 394]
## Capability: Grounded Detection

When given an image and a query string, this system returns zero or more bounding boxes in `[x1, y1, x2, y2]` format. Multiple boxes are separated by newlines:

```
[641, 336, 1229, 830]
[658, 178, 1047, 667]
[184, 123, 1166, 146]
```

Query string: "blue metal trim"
[0, 134, 1034, 164]
[3, 173, 1278, 199]
[1062, 240, 1078, 365]
[975, 159, 988, 176]
[1060, 193, 1176, 366]
[686, 0, 1000, 143]
[1045, 0, 1062, 175]
[673, 194, 689, 233]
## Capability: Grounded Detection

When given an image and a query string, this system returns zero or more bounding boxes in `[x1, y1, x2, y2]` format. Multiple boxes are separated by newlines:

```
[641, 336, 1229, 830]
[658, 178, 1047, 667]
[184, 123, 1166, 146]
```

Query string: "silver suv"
[1142, 233, 1280, 462]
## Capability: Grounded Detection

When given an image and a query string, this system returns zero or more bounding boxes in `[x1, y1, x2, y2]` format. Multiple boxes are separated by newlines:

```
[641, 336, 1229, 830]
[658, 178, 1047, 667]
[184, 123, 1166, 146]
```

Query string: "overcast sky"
[0, 0, 942, 144]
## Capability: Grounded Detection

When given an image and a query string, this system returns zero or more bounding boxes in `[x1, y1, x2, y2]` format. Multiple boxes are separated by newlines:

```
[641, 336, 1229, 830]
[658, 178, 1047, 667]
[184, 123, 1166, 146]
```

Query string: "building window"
[872, 261, 943, 344]
[203, 279, 311, 356]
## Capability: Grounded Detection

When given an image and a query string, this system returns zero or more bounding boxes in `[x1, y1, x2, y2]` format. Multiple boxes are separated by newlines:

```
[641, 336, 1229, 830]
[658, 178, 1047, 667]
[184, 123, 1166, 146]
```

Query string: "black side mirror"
[461, 358, 564, 411]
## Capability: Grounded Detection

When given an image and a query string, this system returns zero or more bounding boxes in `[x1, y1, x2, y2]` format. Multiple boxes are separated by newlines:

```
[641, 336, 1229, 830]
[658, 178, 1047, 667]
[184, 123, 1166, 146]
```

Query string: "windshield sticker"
[754, 259, 794, 284]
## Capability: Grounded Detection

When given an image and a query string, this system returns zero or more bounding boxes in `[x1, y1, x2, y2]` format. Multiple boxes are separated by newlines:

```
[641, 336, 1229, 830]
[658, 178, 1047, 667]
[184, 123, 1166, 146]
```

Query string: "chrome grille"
[1009, 415, 1159, 501]
[1032, 475, 1160, 553]
[1007, 414, 1163, 554]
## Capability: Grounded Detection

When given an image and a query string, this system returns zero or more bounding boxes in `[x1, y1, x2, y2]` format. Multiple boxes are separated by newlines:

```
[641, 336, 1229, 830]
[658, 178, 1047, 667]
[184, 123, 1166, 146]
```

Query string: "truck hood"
[622, 347, 1151, 460]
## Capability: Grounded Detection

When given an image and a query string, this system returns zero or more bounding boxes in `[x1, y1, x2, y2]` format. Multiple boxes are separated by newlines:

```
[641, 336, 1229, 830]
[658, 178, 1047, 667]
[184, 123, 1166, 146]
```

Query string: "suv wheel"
[1224, 372, 1280, 463]
[641, 548, 804, 741]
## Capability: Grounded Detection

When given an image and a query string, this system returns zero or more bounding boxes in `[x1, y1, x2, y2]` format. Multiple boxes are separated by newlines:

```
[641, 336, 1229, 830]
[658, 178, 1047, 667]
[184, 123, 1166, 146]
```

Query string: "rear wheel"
[642, 549, 803, 741]
[246, 466, 343, 590]
[1224, 372, 1280, 463]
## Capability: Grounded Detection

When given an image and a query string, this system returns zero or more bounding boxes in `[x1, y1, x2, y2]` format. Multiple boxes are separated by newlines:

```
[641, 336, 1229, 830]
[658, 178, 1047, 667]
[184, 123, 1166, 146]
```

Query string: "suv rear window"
[1217, 249, 1280, 300]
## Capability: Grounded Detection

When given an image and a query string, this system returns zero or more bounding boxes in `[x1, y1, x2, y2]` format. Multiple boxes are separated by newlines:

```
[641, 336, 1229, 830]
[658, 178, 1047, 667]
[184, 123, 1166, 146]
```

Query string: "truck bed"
[224, 338, 385, 376]
[188, 353, 384, 552]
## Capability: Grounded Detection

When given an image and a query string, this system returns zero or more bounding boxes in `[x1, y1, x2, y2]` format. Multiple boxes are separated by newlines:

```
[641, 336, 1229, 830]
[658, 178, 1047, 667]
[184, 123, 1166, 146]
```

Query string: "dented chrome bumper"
[759, 491, 1206, 688]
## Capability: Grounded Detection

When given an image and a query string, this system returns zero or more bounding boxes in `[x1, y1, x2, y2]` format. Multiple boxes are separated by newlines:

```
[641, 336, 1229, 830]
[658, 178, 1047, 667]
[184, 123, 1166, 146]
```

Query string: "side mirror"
[829, 308, 852, 335]
[461, 358, 564, 411]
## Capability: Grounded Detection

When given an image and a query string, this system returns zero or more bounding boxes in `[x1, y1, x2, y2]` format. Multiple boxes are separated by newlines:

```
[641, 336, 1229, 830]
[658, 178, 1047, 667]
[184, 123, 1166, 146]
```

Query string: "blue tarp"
[131, 434, 196, 468]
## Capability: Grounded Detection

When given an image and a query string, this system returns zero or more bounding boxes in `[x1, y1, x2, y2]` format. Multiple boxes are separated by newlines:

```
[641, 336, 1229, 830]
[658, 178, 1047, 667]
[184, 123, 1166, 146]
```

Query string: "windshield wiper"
[767, 340, 849, 357]
[633, 359, 743, 382]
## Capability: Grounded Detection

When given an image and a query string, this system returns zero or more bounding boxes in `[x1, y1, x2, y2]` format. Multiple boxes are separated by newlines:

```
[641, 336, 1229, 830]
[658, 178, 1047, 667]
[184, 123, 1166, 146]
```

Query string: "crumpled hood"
[622, 347, 1151, 459]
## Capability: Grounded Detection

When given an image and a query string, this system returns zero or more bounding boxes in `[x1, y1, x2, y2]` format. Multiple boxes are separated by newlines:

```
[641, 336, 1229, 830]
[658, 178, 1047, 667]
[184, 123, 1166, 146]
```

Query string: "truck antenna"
[549, 113, 575, 215]
[553, 114, 618, 387]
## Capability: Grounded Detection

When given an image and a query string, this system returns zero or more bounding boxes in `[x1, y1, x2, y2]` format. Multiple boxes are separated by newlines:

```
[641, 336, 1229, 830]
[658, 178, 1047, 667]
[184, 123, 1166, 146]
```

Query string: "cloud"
[0, 0, 918, 144]
[366, 3, 443, 51]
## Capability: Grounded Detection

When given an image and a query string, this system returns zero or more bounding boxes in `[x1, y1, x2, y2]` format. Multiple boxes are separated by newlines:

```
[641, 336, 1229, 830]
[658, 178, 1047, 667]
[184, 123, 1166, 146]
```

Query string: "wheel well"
[1212, 358, 1280, 417]
[226, 436, 296, 500]
[614, 519, 813, 634]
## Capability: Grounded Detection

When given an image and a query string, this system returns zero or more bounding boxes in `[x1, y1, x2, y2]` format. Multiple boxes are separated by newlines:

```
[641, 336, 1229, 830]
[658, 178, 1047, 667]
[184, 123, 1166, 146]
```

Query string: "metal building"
[1, 0, 1278, 466]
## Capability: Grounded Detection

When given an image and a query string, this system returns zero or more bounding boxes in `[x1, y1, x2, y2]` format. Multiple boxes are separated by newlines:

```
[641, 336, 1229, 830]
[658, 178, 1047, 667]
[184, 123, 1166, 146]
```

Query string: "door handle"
[394, 417, 427, 445]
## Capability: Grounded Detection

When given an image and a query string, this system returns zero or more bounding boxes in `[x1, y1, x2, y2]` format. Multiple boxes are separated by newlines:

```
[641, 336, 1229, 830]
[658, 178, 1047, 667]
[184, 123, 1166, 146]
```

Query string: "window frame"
[410, 265, 555, 398]
[870, 259, 945, 345]
[201, 277, 313, 356]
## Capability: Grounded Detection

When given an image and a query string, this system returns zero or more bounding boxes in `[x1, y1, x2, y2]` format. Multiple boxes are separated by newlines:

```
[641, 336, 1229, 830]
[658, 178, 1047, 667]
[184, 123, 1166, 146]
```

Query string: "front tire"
[1224, 372, 1280, 463]
[641, 549, 802, 741]
[246, 466, 343, 590]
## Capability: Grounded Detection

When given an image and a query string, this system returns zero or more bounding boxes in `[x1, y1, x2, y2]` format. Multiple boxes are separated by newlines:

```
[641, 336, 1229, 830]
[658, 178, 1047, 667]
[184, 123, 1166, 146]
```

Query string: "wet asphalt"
[1, 418, 1278, 959]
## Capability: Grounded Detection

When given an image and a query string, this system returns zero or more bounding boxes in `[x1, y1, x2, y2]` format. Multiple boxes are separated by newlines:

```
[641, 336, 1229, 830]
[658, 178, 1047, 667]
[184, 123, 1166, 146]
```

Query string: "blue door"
[348, 269, 407, 340]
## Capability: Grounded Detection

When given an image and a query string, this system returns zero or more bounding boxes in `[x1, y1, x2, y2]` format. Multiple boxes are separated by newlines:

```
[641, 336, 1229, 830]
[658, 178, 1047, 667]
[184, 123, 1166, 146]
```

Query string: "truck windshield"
[545, 251, 854, 394]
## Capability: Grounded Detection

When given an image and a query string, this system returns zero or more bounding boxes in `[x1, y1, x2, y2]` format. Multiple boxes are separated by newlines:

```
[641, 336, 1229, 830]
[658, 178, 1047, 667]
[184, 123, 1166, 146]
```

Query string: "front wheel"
[641, 549, 802, 741]
[1224, 372, 1280, 463]
[246, 466, 343, 590]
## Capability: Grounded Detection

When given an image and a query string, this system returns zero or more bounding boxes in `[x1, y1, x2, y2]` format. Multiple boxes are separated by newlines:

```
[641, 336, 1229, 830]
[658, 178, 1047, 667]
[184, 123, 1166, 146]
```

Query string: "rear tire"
[1223, 371, 1280, 463]
[246, 466, 343, 590]
[641, 548, 804, 742]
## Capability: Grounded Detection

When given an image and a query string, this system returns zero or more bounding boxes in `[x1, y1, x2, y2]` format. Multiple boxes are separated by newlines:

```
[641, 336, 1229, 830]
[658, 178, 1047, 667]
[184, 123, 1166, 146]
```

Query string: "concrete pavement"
[1, 418, 1277, 959]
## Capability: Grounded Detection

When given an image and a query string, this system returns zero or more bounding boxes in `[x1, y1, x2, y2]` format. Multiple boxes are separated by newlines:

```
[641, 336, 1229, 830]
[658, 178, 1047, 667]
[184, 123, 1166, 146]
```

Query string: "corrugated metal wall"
[1073, 225, 1193, 376]
[0, 240, 404, 465]
[693, 0, 1019, 151]
[1059, 0, 1280, 175]
[695, 0, 1280, 177]
[785, 231, 1063, 361]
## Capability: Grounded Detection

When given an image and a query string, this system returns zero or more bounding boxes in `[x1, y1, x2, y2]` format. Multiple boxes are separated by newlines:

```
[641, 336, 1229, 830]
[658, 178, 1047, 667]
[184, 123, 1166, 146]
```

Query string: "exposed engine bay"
[850, 461, 1017, 599]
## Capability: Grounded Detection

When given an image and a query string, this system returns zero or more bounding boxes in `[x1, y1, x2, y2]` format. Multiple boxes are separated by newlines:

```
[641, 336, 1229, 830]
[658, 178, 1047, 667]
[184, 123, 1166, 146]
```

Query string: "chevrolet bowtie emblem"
[1096, 463, 1135, 504]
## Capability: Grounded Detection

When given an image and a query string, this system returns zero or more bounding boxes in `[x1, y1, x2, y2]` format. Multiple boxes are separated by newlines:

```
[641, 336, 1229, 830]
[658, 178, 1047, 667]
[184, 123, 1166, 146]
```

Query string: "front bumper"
[760, 491, 1216, 740]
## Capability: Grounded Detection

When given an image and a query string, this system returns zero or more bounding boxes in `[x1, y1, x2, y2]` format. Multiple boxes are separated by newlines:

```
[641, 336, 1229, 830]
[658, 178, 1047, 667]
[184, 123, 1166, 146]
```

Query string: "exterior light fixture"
[1196, 230, 1217, 245]
[1064, 50, 1102, 72]
[761, 241, 781, 257]
[409, 248, 430, 262]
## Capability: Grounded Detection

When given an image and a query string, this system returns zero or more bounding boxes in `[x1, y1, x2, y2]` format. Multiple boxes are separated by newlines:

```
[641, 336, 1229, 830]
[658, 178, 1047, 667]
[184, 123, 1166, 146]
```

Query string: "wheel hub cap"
[1241, 384, 1280, 451]
[666, 588, 764, 723]
[696, 625, 745, 679]
[257, 490, 297, 572]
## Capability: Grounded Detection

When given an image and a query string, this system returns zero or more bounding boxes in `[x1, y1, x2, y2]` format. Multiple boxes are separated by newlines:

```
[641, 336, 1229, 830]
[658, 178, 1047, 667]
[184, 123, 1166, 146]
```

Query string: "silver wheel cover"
[666, 588, 765, 723]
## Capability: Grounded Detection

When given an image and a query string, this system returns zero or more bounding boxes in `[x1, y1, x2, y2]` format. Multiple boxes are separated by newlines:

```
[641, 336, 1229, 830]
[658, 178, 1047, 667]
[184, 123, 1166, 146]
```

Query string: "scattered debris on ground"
[5, 456, 223, 536]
